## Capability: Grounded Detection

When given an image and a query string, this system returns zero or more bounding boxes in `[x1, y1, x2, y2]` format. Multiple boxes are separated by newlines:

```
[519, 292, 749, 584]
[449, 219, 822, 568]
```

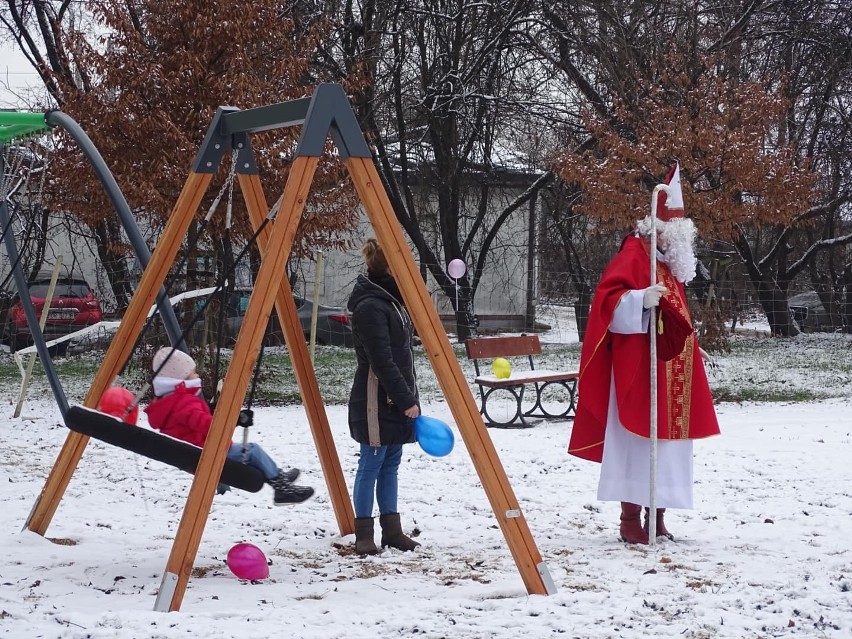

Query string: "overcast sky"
[0, 40, 43, 109]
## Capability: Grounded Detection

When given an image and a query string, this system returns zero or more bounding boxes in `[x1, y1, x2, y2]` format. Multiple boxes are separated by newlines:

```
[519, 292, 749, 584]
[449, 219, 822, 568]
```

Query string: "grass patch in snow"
[0, 332, 848, 406]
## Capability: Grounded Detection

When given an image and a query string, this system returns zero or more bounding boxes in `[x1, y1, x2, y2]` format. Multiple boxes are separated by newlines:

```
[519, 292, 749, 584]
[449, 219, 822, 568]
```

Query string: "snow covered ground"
[1, 315, 851, 638]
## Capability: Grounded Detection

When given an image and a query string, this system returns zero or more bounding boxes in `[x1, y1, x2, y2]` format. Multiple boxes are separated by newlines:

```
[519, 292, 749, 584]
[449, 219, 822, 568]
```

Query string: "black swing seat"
[64, 405, 266, 493]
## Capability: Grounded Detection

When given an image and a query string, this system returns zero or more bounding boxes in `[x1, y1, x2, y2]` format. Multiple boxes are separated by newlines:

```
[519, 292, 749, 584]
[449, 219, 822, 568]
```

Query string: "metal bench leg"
[476, 383, 488, 417]
[480, 385, 530, 428]
[523, 380, 577, 420]
[566, 379, 577, 417]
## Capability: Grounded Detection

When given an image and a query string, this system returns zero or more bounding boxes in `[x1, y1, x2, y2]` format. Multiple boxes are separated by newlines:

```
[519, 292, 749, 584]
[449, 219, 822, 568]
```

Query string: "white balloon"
[447, 258, 466, 279]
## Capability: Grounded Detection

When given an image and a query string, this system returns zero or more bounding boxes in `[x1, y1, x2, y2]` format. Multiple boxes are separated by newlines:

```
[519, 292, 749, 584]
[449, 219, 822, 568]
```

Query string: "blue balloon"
[414, 415, 454, 457]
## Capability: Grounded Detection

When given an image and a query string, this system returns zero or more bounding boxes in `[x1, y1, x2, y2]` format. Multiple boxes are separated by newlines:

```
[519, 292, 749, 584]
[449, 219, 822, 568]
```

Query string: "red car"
[5, 276, 103, 352]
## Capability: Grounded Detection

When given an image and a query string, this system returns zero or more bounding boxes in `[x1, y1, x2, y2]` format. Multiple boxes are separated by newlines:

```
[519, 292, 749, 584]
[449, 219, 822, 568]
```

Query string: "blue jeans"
[227, 442, 279, 481]
[353, 443, 402, 518]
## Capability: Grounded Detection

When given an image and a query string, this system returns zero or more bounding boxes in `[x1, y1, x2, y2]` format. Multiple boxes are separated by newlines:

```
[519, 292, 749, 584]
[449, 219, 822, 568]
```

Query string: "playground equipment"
[5, 84, 555, 612]
[0, 111, 188, 418]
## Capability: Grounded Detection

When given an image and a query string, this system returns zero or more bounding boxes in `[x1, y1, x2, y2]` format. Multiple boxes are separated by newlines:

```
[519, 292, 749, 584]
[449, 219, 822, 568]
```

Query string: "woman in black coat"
[347, 238, 421, 555]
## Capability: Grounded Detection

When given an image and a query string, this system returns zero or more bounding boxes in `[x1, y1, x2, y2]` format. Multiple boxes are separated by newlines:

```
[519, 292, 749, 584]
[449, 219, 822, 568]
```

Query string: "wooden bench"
[464, 335, 579, 428]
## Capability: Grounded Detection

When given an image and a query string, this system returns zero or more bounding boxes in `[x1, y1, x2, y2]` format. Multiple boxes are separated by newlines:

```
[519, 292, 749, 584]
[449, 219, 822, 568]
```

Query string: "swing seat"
[64, 405, 266, 492]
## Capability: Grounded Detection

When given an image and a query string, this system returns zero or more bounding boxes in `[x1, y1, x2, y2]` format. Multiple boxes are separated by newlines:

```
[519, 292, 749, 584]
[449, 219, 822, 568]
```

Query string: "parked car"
[789, 291, 833, 332]
[225, 288, 354, 348]
[4, 272, 104, 352]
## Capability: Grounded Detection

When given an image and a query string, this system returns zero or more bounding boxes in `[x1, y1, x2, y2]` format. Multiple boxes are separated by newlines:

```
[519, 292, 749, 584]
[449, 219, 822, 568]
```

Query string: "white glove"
[642, 284, 667, 309]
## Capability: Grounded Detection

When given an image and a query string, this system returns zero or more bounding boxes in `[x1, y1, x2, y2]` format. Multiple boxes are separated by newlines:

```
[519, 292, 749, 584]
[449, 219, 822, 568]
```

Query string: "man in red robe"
[568, 164, 720, 544]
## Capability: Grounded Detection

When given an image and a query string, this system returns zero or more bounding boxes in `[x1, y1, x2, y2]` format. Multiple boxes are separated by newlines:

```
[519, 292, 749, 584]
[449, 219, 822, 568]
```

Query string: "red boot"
[619, 502, 649, 544]
[644, 508, 675, 540]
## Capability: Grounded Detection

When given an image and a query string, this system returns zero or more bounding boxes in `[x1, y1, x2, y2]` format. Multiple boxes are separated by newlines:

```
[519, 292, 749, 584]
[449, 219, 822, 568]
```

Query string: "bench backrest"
[465, 334, 542, 360]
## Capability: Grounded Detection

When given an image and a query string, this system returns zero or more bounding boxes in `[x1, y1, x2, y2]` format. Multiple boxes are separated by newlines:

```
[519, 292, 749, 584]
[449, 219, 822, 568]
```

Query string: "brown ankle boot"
[354, 517, 381, 555]
[379, 513, 420, 551]
[619, 502, 649, 544]
[644, 508, 675, 540]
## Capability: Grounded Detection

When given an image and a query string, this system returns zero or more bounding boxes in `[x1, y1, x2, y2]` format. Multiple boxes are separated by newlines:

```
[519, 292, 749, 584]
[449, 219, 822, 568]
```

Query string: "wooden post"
[159, 157, 318, 612]
[344, 156, 555, 596]
[26, 172, 213, 536]
[14, 257, 63, 417]
[309, 250, 324, 363]
[238, 172, 354, 536]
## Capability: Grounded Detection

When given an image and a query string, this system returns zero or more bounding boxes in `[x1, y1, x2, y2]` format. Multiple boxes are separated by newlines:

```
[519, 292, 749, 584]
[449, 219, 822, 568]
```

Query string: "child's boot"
[269, 473, 313, 505]
[275, 468, 300, 484]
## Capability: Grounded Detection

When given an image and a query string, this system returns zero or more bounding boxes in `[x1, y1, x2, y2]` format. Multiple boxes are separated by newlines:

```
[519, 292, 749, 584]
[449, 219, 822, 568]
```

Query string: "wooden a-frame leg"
[344, 156, 555, 596]
[26, 172, 213, 536]
[239, 172, 354, 535]
[159, 157, 319, 612]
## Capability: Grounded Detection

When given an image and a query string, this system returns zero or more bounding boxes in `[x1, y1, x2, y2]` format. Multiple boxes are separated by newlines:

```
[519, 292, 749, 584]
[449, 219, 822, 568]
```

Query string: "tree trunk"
[453, 286, 475, 343]
[24, 203, 51, 281]
[524, 196, 537, 332]
[574, 285, 593, 342]
[754, 281, 800, 337]
[92, 218, 134, 314]
[454, 309, 472, 343]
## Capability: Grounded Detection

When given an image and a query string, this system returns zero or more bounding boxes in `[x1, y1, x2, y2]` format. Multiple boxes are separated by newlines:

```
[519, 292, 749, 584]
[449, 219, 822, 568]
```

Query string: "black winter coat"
[347, 273, 418, 447]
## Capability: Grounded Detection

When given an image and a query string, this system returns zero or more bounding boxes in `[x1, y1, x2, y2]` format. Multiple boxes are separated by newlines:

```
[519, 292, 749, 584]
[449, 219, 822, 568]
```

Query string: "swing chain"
[224, 149, 237, 230]
[204, 148, 238, 223]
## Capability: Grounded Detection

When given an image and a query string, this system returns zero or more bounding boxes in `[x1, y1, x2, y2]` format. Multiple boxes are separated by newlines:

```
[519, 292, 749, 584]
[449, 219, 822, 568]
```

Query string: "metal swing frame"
[1, 111, 255, 486]
[0, 111, 187, 417]
[2, 116, 259, 469]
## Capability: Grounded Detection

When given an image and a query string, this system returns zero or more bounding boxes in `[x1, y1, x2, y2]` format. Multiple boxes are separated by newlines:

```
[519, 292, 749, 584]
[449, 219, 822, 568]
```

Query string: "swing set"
[1, 112, 265, 487]
[1, 85, 556, 612]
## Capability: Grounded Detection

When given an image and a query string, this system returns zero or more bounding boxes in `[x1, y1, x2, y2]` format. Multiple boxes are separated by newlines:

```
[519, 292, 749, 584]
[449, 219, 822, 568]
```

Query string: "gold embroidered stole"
[657, 264, 694, 439]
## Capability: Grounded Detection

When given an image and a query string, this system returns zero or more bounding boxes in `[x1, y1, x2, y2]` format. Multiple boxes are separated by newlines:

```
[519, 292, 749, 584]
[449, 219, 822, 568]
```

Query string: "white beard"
[636, 216, 697, 284]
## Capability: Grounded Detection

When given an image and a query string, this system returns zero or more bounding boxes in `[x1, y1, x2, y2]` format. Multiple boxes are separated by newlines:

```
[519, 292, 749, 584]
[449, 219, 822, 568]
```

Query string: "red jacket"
[568, 235, 720, 463]
[144, 383, 212, 447]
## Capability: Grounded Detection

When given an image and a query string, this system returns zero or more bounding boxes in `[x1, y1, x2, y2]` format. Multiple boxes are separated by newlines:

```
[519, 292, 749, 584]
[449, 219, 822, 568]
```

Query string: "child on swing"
[144, 346, 314, 505]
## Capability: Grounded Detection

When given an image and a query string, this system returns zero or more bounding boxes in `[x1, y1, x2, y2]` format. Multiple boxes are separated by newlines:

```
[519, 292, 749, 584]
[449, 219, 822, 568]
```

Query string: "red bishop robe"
[568, 235, 720, 463]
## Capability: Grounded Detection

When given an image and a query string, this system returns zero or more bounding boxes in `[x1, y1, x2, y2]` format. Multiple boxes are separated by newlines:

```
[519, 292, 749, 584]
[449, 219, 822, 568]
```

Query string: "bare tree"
[541, 0, 852, 337]
[7, 0, 851, 339]
[311, 0, 562, 339]
[2, 0, 363, 313]
[1, 1, 139, 307]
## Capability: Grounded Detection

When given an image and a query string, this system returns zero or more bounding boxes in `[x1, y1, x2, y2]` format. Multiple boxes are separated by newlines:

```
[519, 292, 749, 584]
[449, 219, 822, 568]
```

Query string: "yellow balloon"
[492, 357, 512, 379]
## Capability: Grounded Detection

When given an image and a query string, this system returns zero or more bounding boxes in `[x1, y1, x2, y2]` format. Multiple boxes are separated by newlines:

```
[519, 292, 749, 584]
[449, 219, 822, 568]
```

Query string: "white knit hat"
[152, 347, 196, 380]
